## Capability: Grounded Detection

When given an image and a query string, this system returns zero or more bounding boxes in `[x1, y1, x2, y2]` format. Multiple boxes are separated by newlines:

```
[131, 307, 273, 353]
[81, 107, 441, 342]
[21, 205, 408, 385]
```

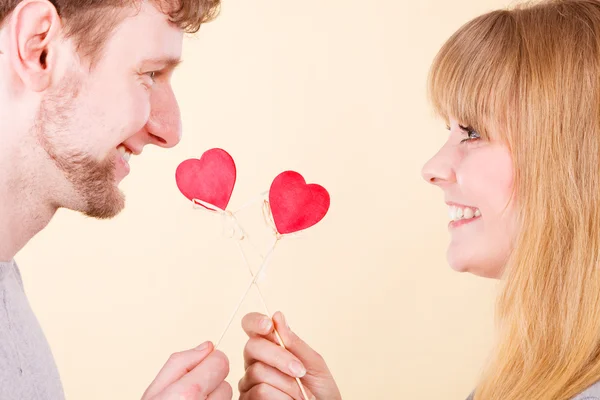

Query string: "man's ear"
[8, 0, 62, 92]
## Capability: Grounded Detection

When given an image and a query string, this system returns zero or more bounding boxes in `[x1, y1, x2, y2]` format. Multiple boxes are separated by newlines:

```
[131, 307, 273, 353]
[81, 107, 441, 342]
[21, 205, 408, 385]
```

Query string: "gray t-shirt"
[0, 260, 64, 399]
[467, 380, 600, 399]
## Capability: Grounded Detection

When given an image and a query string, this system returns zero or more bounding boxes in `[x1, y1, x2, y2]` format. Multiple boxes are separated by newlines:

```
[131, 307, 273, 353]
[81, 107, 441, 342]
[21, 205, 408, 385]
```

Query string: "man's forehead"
[106, 2, 183, 65]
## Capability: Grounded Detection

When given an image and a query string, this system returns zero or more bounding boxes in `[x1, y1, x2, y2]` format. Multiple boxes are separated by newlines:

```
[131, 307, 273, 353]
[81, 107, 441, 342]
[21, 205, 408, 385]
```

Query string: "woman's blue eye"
[459, 124, 480, 143]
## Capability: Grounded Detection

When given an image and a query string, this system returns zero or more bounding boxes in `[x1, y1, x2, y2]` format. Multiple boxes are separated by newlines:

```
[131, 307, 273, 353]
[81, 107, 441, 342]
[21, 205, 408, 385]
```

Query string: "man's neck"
[0, 133, 57, 263]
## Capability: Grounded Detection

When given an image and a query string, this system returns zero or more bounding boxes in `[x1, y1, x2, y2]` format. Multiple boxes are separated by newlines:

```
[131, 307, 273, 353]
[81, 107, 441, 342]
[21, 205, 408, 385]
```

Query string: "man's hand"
[142, 341, 232, 400]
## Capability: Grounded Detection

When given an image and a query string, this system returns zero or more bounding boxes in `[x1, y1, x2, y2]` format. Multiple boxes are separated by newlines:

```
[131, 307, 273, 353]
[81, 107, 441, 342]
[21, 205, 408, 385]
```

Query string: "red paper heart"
[175, 148, 236, 210]
[269, 171, 330, 235]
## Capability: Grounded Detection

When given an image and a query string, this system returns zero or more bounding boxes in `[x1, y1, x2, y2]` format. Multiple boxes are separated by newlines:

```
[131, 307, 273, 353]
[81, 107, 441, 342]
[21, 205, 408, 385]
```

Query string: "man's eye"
[145, 71, 159, 82]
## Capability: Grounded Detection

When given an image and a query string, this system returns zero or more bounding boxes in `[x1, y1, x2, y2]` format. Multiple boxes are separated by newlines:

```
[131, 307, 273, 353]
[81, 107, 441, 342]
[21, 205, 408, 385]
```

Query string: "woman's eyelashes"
[458, 124, 481, 143]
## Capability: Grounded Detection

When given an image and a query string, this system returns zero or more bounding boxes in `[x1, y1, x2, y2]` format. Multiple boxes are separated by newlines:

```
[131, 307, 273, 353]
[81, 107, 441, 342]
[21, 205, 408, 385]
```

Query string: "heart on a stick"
[175, 148, 236, 210]
[268, 171, 330, 235]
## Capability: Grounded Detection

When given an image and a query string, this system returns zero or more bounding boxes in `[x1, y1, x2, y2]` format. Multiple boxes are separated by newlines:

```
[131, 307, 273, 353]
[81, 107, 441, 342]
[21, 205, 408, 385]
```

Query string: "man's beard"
[35, 74, 125, 219]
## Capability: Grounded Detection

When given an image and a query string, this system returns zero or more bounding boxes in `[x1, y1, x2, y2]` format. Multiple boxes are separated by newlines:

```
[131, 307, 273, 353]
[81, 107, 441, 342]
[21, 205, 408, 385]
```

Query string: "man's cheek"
[117, 93, 151, 138]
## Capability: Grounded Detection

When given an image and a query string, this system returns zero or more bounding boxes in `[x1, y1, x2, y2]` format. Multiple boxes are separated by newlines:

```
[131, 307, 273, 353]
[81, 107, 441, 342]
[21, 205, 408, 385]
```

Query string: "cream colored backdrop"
[16, 0, 510, 398]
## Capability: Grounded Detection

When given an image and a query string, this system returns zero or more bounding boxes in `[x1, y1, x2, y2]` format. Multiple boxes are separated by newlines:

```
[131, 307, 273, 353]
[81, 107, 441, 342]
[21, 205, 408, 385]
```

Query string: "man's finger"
[207, 381, 233, 400]
[142, 341, 214, 399]
[162, 350, 230, 398]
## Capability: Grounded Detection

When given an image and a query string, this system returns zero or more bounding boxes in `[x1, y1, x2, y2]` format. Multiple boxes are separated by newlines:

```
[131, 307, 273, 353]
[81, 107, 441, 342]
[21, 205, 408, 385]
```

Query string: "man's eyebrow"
[141, 57, 183, 70]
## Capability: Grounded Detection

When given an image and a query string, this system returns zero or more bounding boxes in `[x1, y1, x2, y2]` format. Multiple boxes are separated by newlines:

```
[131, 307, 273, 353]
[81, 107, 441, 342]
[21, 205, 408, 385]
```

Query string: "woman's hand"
[239, 312, 341, 400]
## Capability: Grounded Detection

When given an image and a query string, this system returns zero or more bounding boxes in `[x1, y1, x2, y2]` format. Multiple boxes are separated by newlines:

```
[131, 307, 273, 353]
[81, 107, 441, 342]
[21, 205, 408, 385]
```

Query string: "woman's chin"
[446, 248, 502, 279]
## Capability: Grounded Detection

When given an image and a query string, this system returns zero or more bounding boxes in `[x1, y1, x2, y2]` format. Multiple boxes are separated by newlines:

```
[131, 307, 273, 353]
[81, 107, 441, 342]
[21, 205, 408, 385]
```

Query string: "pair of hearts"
[175, 148, 330, 235]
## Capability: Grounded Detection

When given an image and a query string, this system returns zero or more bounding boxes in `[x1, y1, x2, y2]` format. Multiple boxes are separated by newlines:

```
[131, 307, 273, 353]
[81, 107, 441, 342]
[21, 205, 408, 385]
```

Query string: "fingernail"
[289, 360, 306, 378]
[260, 317, 273, 332]
[195, 341, 210, 351]
[282, 313, 290, 330]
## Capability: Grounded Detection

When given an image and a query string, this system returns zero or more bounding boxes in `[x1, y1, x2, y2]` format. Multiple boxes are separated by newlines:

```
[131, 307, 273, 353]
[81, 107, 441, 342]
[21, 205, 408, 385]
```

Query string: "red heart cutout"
[175, 148, 236, 210]
[269, 171, 330, 235]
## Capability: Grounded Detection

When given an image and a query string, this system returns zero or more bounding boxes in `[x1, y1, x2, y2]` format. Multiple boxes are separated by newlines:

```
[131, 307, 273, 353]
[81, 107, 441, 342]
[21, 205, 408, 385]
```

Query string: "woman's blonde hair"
[428, 1, 600, 399]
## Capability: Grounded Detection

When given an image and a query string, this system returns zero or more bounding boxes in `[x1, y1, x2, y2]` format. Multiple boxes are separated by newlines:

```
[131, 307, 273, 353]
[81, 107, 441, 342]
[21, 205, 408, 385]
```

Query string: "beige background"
[16, 0, 511, 398]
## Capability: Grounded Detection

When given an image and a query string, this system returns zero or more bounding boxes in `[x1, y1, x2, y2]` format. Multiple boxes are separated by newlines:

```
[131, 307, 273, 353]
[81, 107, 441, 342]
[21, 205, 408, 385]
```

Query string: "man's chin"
[82, 189, 126, 220]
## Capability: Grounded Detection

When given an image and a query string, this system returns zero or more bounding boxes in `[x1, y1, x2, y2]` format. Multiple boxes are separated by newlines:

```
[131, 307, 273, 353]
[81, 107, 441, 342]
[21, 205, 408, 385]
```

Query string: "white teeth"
[463, 207, 474, 219]
[117, 145, 132, 163]
[448, 205, 480, 222]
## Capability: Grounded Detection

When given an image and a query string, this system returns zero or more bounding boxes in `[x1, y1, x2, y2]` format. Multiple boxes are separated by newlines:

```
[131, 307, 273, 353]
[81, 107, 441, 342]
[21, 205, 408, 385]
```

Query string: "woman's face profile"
[422, 117, 517, 278]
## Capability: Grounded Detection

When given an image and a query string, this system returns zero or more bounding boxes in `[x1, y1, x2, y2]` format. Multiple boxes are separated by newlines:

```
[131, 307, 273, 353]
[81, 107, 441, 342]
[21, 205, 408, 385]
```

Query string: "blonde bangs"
[427, 10, 520, 141]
